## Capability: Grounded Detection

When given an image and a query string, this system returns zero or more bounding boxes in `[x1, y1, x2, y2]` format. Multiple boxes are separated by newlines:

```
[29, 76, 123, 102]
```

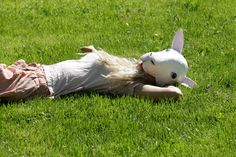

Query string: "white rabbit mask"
[140, 29, 197, 88]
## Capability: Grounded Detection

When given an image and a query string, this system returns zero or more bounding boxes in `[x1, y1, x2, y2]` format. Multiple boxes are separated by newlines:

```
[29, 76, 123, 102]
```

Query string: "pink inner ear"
[171, 29, 184, 54]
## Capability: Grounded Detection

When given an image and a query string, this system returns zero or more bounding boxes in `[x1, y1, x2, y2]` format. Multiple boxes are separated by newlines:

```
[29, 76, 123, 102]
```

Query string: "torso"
[43, 53, 140, 97]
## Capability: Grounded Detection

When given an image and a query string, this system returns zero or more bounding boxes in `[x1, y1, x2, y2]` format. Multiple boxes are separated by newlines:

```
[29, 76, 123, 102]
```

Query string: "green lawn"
[0, 0, 235, 156]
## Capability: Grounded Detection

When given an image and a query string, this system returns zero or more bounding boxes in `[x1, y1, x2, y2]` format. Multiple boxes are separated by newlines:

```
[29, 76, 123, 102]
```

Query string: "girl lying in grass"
[0, 29, 196, 101]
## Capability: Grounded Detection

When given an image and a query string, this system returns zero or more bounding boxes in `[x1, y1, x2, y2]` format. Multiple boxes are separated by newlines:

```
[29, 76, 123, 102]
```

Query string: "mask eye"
[150, 60, 155, 65]
[171, 72, 177, 79]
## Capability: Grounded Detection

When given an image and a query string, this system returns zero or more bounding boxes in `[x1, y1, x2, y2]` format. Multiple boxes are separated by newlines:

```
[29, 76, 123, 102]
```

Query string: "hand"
[167, 86, 183, 97]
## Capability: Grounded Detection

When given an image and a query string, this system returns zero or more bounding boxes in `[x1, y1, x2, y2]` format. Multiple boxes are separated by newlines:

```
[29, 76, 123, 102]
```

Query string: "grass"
[0, 0, 235, 156]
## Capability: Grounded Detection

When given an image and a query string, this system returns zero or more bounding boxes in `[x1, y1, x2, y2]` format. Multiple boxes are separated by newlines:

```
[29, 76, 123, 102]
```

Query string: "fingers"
[167, 86, 183, 97]
[80, 45, 97, 53]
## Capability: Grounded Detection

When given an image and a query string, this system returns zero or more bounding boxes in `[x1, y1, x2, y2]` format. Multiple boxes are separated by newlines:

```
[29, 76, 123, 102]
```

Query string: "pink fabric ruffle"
[0, 60, 50, 100]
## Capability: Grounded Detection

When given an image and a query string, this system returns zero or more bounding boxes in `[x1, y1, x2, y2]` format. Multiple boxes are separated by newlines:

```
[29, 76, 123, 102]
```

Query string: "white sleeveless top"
[43, 53, 140, 98]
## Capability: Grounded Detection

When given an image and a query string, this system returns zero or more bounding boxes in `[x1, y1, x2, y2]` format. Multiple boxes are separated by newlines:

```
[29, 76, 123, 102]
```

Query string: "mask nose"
[140, 52, 152, 62]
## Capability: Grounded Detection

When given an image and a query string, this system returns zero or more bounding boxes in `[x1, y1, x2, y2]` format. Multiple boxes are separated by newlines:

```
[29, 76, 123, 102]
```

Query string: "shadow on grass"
[0, 91, 114, 106]
[50, 91, 181, 104]
[0, 90, 181, 106]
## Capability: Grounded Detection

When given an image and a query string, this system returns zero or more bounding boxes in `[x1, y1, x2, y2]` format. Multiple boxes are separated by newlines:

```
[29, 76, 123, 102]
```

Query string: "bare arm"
[134, 84, 182, 100]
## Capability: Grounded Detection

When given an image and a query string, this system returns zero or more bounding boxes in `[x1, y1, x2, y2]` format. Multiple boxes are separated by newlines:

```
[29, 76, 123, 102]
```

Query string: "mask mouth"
[155, 77, 178, 87]
[155, 75, 197, 88]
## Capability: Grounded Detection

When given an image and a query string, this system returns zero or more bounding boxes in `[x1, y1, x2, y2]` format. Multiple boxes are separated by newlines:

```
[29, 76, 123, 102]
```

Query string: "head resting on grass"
[140, 29, 197, 88]
[80, 29, 197, 88]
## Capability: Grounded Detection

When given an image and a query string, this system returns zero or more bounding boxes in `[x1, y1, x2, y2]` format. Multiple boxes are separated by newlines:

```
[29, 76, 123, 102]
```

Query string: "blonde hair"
[95, 50, 155, 87]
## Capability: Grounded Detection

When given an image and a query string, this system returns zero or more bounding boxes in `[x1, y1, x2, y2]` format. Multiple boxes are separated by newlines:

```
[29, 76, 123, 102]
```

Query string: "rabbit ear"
[179, 76, 197, 88]
[171, 29, 184, 54]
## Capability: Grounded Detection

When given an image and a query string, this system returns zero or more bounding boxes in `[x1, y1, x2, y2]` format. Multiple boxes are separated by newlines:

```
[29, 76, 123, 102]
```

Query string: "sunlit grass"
[0, 0, 235, 156]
